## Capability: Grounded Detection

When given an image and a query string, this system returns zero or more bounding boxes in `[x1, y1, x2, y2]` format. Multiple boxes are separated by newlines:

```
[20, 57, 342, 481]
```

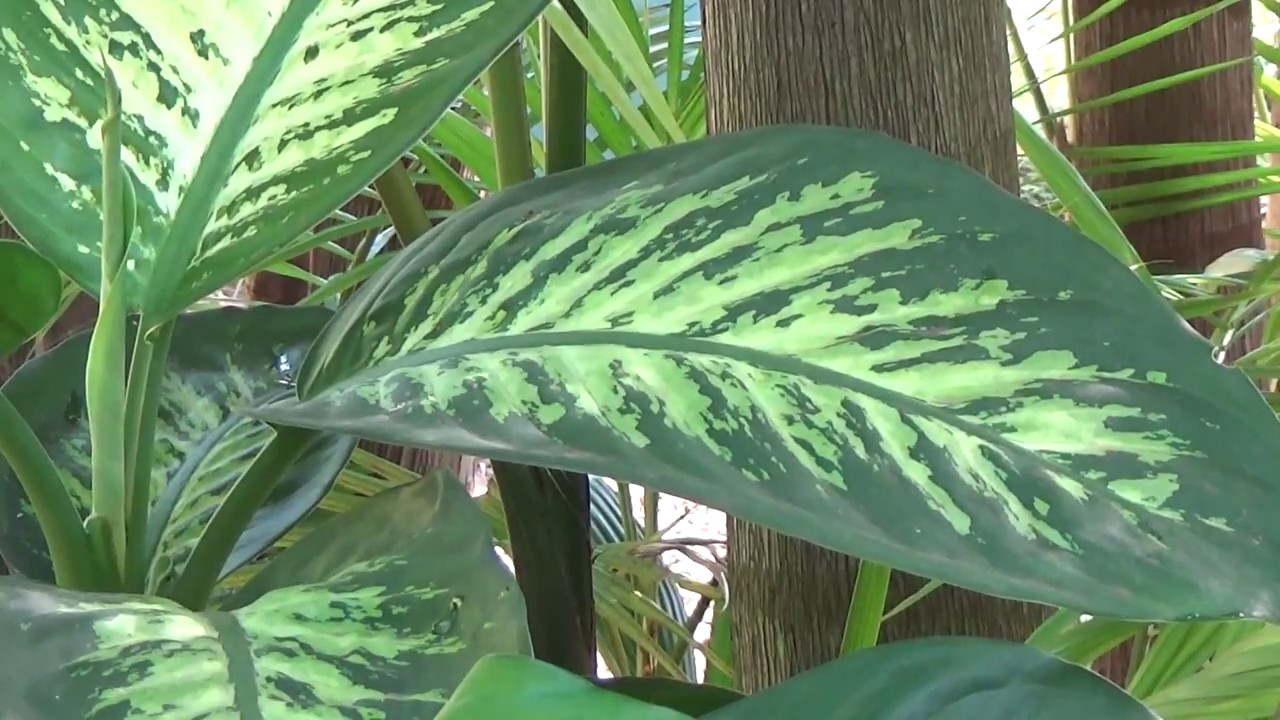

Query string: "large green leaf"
[597, 677, 744, 716]
[437, 640, 1155, 719]
[704, 638, 1156, 719]
[0, 240, 62, 355]
[0, 305, 355, 587]
[0, 0, 550, 323]
[437, 655, 694, 720]
[252, 124, 1280, 622]
[0, 470, 528, 718]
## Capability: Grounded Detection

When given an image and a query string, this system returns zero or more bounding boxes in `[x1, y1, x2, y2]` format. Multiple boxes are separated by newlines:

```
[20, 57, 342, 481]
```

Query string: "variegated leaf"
[0, 471, 529, 719]
[0, 240, 62, 355]
[253, 125, 1280, 621]
[0, 0, 550, 323]
[0, 305, 355, 588]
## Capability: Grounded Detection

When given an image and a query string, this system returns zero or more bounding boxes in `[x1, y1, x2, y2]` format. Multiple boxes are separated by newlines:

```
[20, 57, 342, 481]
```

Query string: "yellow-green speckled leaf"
[0, 470, 528, 719]
[252, 125, 1280, 622]
[0, 0, 549, 324]
[0, 305, 355, 587]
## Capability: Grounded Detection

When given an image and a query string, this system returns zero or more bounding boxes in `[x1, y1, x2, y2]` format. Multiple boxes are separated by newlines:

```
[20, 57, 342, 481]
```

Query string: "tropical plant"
[4, 1, 1280, 718]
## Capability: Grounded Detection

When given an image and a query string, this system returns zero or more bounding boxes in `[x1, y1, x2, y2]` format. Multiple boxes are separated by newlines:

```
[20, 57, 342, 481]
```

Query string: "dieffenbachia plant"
[1, 1, 1277, 718]
[254, 124, 1280, 623]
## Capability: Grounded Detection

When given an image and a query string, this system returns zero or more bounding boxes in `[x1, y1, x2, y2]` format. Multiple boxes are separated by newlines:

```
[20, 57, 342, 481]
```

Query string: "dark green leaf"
[437, 655, 693, 720]
[0, 470, 528, 718]
[0, 305, 355, 587]
[251, 125, 1280, 622]
[701, 638, 1156, 719]
[0, 0, 552, 322]
[0, 240, 62, 355]
[598, 677, 744, 717]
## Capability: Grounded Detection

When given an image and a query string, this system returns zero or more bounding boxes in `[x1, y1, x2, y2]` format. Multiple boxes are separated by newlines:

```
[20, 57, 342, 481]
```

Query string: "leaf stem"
[0, 392, 97, 589]
[86, 56, 131, 575]
[840, 560, 893, 655]
[123, 319, 175, 592]
[485, 42, 537, 186]
[164, 424, 316, 610]
[372, 160, 432, 245]
[492, 462, 596, 675]
[542, 2, 588, 174]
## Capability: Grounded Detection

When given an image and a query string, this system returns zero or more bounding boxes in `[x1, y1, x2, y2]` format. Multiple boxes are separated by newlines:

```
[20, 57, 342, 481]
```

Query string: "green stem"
[541, 2, 588, 174]
[481, 15, 595, 676]
[123, 319, 174, 592]
[372, 160, 432, 245]
[165, 425, 316, 610]
[840, 560, 893, 655]
[0, 393, 97, 589]
[485, 42, 537, 186]
[86, 57, 131, 575]
[492, 461, 596, 675]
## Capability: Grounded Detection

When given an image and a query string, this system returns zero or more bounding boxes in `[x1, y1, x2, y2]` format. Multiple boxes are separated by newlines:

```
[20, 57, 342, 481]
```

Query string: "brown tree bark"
[1069, 0, 1262, 273]
[703, 0, 1050, 693]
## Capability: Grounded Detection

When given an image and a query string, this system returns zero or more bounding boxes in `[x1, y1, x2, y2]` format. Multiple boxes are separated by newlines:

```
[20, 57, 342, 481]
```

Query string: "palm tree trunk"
[1069, 0, 1262, 273]
[703, 0, 1050, 692]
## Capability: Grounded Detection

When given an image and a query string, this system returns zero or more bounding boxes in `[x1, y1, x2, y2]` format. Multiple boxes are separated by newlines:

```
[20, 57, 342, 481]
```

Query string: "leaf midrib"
[300, 328, 1133, 479]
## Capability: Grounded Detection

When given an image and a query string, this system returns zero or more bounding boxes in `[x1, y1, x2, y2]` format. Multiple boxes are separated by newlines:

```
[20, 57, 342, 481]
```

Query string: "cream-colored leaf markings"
[3, 476, 526, 717]
[231, 127, 1280, 618]
[0, 0, 537, 318]
[330, 167, 1213, 543]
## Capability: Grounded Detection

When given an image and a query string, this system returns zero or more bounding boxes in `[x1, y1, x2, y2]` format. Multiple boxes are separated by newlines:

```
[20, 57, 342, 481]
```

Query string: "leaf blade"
[254, 125, 1280, 622]
[0, 0, 552, 322]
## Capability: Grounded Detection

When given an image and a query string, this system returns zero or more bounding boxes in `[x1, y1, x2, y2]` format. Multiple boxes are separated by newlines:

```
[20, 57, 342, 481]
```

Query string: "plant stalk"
[483, 20, 595, 674]
[542, 3, 589, 174]
[491, 461, 596, 675]
[372, 160, 433, 245]
[0, 393, 97, 589]
[485, 42, 537, 187]
[840, 560, 893, 655]
[86, 57, 132, 575]
[123, 319, 175, 591]
[165, 425, 317, 609]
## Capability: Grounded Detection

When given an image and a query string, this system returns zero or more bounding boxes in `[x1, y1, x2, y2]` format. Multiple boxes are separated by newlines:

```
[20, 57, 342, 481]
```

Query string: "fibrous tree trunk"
[703, 0, 1050, 692]
[1069, 0, 1262, 274]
